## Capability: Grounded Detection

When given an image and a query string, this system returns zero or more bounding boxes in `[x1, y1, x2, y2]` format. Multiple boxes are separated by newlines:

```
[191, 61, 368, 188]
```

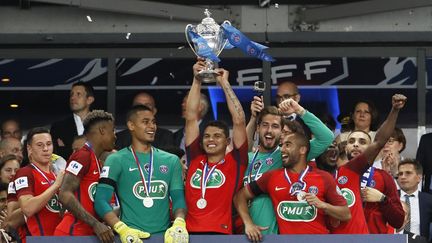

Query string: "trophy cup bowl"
[185, 9, 230, 83]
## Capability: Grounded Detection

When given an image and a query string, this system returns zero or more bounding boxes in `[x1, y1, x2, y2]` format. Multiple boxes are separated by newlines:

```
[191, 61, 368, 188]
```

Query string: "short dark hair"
[0, 154, 19, 171]
[347, 130, 372, 143]
[27, 127, 51, 145]
[72, 81, 94, 98]
[290, 131, 310, 155]
[203, 120, 229, 138]
[83, 110, 114, 135]
[390, 127, 406, 152]
[126, 105, 154, 122]
[257, 106, 283, 127]
[398, 158, 423, 175]
[349, 100, 379, 131]
[283, 119, 305, 135]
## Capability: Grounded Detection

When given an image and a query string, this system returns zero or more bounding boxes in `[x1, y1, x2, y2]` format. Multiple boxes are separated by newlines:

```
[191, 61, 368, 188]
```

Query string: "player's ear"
[299, 145, 307, 156]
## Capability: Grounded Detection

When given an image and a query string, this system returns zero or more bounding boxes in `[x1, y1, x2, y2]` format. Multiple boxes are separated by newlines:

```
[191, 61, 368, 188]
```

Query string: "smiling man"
[184, 59, 248, 234]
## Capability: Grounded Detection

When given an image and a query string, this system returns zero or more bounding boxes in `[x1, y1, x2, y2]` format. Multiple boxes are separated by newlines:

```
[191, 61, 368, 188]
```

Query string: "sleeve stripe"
[98, 178, 117, 189]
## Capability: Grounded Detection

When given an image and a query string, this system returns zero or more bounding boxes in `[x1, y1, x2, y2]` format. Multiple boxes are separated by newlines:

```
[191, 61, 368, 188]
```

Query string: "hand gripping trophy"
[185, 9, 231, 83]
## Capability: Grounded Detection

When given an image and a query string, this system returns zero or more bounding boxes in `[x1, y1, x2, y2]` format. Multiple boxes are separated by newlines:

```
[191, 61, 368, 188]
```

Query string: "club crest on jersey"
[144, 163, 150, 173]
[265, 158, 273, 165]
[277, 201, 317, 222]
[132, 180, 168, 200]
[253, 160, 262, 170]
[46, 194, 62, 213]
[337, 176, 348, 185]
[88, 182, 98, 202]
[340, 188, 355, 207]
[159, 165, 169, 174]
[190, 169, 226, 189]
[308, 186, 319, 195]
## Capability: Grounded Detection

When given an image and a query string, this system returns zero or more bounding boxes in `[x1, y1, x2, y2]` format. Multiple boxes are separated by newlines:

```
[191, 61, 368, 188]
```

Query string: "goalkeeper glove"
[164, 217, 189, 243]
[113, 221, 150, 243]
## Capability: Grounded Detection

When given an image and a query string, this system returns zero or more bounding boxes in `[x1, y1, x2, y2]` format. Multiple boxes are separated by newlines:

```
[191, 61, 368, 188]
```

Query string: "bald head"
[276, 81, 300, 106]
[0, 137, 23, 162]
[133, 92, 157, 114]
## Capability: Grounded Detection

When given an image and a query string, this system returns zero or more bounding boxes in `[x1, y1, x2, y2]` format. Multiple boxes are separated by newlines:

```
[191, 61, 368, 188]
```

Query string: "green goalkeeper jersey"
[99, 146, 183, 234]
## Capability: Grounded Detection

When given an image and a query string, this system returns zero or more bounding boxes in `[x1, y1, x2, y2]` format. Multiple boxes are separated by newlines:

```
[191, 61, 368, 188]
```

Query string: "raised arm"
[216, 69, 247, 149]
[363, 94, 407, 165]
[246, 96, 264, 151]
[279, 99, 334, 161]
[184, 59, 205, 147]
[59, 173, 114, 243]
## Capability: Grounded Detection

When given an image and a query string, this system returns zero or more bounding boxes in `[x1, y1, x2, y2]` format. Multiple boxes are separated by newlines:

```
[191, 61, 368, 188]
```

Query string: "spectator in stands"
[116, 92, 174, 151]
[72, 135, 87, 153]
[416, 132, 432, 193]
[95, 105, 187, 243]
[0, 138, 23, 163]
[397, 201, 428, 243]
[0, 119, 22, 141]
[373, 128, 406, 176]
[55, 110, 115, 242]
[397, 159, 432, 241]
[14, 127, 65, 238]
[274, 81, 311, 139]
[0, 155, 20, 184]
[51, 81, 95, 159]
[184, 59, 248, 234]
[336, 99, 379, 144]
[234, 131, 350, 240]
[329, 94, 406, 234]
[173, 91, 210, 152]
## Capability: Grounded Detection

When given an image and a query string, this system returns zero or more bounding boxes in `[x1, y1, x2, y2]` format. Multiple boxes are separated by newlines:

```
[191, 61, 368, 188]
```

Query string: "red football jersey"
[185, 138, 248, 234]
[331, 154, 369, 234]
[14, 164, 62, 236]
[249, 167, 346, 234]
[363, 168, 404, 233]
[55, 145, 101, 236]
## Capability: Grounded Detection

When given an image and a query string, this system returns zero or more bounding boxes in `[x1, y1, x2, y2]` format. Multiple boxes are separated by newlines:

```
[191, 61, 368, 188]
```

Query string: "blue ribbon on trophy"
[187, 31, 221, 63]
[221, 23, 275, 62]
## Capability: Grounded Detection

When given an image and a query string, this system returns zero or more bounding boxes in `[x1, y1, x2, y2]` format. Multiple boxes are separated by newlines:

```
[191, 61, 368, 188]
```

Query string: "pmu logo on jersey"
[88, 182, 98, 202]
[190, 169, 226, 189]
[46, 194, 62, 213]
[340, 188, 356, 207]
[132, 180, 168, 200]
[277, 201, 317, 222]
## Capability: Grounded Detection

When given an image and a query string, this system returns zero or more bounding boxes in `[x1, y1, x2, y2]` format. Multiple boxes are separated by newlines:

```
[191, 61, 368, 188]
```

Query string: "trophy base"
[197, 70, 218, 83]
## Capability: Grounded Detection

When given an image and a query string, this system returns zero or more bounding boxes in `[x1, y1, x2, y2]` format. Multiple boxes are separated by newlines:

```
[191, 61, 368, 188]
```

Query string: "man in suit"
[275, 81, 311, 139]
[116, 92, 174, 151]
[51, 81, 94, 160]
[417, 133, 432, 193]
[397, 159, 432, 241]
[397, 201, 428, 243]
[173, 92, 210, 152]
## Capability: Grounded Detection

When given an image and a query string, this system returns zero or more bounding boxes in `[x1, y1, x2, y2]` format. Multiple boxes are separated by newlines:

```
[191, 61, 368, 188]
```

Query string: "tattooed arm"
[216, 69, 247, 149]
[59, 173, 114, 243]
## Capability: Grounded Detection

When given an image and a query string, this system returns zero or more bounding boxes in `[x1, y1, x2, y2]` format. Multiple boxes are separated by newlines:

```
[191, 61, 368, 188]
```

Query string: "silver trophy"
[185, 9, 231, 83]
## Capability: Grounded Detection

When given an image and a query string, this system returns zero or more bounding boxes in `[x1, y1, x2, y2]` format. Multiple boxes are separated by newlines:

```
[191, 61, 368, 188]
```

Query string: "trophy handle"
[185, 24, 200, 58]
[216, 20, 232, 56]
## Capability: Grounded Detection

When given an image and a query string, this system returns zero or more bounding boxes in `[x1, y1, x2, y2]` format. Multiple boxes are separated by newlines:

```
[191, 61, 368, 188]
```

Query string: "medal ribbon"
[31, 163, 56, 185]
[200, 159, 224, 200]
[247, 147, 280, 183]
[131, 146, 153, 198]
[284, 166, 310, 195]
[84, 142, 101, 174]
